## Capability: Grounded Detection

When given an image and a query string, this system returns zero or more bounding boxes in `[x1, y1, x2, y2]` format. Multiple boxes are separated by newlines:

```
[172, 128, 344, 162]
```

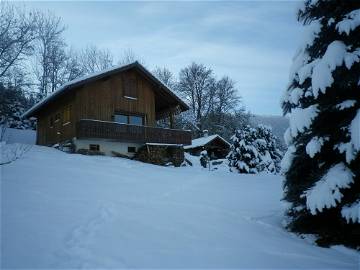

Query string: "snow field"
[1, 145, 358, 268]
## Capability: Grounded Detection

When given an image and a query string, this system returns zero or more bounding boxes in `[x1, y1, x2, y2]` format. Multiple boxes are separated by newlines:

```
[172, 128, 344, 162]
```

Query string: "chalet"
[22, 62, 191, 165]
[184, 131, 230, 159]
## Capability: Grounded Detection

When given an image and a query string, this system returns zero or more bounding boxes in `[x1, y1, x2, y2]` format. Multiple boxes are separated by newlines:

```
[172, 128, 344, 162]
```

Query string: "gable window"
[123, 76, 137, 99]
[63, 106, 71, 125]
[114, 113, 144, 126]
[89, 144, 100, 151]
[128, 146, 136, 153]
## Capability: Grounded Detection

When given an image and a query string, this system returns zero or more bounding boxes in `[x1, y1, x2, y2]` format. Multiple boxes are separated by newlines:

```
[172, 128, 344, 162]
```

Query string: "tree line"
[153, 63, 250, 141]
[0, 3, 137, 98]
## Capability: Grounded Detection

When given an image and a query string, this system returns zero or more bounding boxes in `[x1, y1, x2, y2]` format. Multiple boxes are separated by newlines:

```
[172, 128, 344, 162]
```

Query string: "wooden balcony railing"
[76, 119, 192, 145]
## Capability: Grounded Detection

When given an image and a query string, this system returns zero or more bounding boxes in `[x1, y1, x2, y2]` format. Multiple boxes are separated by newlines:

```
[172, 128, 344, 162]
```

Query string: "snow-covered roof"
[184, 134, 230, 150]
[145, 143, 183, 147]
[22, 61, 189, 118]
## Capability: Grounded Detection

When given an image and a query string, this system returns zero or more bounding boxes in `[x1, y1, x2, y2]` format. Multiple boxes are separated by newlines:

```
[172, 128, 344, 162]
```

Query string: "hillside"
[1, 145, 357, 268]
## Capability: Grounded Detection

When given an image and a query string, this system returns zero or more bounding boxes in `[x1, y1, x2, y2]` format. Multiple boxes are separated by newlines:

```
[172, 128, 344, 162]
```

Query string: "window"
[63, 106, 71, 125]
[89, 144, 100, 151]
[49, 116, 54, 128]
[114, 113, 144, 126]
[123, 76, 137, 99]
[128, 146, 136, 153]
[129, 115, 143, 125]
[55, 113, 60, 123]
[114, 114, 128, 124]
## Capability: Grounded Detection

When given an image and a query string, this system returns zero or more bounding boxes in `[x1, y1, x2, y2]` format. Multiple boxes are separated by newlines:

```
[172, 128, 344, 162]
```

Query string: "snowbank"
[1, 127, 36, 144]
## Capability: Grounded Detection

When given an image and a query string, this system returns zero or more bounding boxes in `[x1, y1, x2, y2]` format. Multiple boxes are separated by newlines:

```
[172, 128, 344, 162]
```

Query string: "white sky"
[20, 1, 303, 116]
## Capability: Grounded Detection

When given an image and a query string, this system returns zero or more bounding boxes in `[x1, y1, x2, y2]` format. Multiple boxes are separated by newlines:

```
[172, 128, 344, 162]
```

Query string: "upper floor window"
[129, 115, 143, 125]
[114, 113, 144, 126]
[114, 114, 128, 124]
[123, 76, 137, 99]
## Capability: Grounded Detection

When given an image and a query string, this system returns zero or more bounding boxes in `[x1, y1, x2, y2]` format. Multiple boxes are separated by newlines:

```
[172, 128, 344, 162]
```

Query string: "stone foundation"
[134, 144, 184, 167]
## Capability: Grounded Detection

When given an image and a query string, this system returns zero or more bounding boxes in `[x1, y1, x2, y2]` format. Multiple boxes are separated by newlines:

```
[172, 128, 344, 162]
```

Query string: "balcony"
[76, 119, 192, 145]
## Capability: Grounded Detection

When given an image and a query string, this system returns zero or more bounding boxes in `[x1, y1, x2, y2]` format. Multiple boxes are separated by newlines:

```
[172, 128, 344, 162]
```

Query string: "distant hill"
[250, 115, 289, 148]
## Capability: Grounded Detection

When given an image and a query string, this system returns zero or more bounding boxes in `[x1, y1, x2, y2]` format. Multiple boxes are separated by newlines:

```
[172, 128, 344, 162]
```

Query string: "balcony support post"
[169, 112, 174, 129]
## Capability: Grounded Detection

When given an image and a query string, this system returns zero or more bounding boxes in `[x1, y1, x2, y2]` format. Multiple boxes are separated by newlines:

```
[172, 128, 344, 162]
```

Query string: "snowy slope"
[1, 145, 358, 269]
[1, 127, 36, 144]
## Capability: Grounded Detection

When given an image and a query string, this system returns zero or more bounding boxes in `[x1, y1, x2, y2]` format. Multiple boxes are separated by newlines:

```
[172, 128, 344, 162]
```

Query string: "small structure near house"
[135, 143, 184, 167]
[184, 131, 230, 159]
[22, 61, 191, 166]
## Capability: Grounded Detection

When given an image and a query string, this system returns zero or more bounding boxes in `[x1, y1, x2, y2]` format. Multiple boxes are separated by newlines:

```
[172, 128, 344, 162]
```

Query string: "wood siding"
[37, 69, 156, 145]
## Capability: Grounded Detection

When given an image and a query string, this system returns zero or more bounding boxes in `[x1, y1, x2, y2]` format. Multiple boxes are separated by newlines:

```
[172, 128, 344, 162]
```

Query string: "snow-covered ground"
[1, 127, 36, 145]
[1, 145, 358, 269]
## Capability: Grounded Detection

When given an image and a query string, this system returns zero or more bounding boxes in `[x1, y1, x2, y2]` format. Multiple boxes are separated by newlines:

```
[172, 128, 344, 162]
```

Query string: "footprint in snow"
[54, 203, 120, 268]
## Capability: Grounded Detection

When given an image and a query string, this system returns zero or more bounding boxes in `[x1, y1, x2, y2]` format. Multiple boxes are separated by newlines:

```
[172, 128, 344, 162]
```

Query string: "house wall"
[74, 139, 141, 158]
[36, 69, 156, 145]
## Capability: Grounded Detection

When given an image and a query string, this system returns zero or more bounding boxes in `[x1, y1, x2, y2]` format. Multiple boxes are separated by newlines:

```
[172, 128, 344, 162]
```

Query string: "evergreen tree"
[255, 125, 283, 173]
[228, 124, 283, 174]
[0, 83, 37, 130]
[228, 125, 260, 174]
[281, 0, 360, 248]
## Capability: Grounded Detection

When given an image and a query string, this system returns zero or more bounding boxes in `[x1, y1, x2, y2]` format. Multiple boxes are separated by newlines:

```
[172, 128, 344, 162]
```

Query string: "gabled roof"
[184, 134, 230, 150]
[22, 61, 189, 118]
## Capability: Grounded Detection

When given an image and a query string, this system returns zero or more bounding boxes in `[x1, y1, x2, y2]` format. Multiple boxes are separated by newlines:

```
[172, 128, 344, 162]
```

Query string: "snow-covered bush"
[281, 0, 360, 248]
[228, 125, 282, 174]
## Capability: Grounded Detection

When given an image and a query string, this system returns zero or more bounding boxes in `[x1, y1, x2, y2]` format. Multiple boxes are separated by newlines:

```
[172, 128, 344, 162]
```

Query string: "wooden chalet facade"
[23, 62, 191, 159]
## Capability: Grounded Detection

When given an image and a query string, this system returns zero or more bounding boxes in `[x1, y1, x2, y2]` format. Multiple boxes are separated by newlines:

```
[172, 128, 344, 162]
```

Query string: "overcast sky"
[21, 1, 303, 116]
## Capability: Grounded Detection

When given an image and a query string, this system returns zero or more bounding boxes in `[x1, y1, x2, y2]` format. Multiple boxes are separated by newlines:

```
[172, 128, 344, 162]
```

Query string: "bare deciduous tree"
[80, 45, 114, 74]
[214, 76, 240, 114]
[153, 66, 176, 89]
[117, 48, 145, 66]
[63, 47, 84, 81]
[34, 11, 66, 96]
[0, 3, 38, 80]
[178, 62, 216, 130]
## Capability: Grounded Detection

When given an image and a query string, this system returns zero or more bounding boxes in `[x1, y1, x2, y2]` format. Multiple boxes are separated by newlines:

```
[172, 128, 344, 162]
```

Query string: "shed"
[184, 134, 230, 159]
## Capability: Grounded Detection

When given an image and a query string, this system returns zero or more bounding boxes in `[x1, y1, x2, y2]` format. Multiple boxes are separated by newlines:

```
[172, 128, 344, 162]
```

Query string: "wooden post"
[169, 111, 174, 129]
